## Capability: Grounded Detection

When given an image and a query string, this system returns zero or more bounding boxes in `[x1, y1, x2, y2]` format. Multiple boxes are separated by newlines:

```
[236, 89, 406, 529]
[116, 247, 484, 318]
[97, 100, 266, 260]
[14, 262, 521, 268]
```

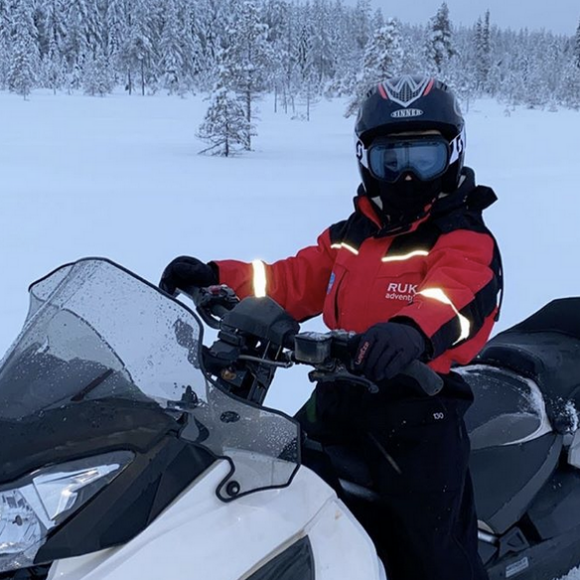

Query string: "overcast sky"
[356, 0, 580, 35]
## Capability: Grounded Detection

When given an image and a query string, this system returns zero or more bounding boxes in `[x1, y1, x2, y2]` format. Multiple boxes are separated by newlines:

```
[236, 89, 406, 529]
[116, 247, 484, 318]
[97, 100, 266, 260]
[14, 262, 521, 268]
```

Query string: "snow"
[1, 90, 580, 578]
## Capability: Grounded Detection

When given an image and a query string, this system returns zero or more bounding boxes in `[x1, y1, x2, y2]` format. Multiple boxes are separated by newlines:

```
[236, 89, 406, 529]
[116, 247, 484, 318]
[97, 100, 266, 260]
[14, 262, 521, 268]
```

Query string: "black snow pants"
[295, 371, 488, 580]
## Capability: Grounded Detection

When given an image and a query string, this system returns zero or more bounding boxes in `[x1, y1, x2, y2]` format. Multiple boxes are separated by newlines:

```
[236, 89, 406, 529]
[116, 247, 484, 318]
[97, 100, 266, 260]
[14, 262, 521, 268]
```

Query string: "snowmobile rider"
[159, 75, 502, 580]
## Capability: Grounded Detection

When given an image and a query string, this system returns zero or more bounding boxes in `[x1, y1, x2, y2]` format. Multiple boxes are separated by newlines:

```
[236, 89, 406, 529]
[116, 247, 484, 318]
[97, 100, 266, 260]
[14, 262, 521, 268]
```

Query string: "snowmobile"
[0, 258, 579, 580]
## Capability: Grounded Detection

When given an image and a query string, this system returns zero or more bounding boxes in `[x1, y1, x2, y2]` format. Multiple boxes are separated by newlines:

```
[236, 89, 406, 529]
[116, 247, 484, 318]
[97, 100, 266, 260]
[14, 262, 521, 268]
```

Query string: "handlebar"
[293, 330, 443, 396]
[180, 285, 444, 398]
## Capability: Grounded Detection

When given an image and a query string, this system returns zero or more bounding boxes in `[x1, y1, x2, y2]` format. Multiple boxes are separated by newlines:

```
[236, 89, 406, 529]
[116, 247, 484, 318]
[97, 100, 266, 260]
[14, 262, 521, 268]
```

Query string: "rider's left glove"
[159, 256, 218, 296]
[352, 322, 426, 383]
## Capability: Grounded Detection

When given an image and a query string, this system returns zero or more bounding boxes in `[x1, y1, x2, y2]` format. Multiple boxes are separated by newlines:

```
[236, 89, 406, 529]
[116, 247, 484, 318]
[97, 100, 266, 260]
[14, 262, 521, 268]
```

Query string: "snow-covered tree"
[124, 0, 156, 95]
[295, 16, 320, 120]
[84, 45, 114, 96]
[352, 0, 372, 51]
[275, 1, 301, 114]
[371, 8, 384, 31]
[8, 0, 38, 98]
[104, 0, 127, 87]
[63, 0, 102, 90]
[574, 18, 580, 69]
[197, 83, 253, 157]
[425, 2, 454, 74]
[41, 0, 67, 91]
[346, 18, 403, 117]
[474, 10, 491, 92]
[560, 62, 580, 109]
[0, 0, 12, 89]
[0, 0, 578, 113]
[158, 0, 185, 94]
[45, 33, 66, 92]
[221, 0, 271, 145]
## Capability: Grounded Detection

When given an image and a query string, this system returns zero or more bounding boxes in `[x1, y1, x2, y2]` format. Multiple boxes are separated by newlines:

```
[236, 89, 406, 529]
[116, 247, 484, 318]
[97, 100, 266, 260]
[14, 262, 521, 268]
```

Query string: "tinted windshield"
[459, 365, 552, 450]
[0, 259, 299, 500]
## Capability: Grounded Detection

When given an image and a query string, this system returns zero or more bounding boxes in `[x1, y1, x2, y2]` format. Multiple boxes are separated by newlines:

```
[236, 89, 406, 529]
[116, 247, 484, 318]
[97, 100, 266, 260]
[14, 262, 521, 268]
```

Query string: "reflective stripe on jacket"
[215, 169, 503, 374]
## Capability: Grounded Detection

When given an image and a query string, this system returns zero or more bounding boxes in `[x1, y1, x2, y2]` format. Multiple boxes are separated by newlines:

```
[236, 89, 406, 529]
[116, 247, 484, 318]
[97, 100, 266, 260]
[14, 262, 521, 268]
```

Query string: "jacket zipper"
[333, 273, 345, 323]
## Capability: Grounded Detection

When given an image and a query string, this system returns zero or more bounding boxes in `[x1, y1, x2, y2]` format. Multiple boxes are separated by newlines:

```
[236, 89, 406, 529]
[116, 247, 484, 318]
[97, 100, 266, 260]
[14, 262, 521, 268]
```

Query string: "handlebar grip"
[177, 285, 230, 329]
[400, 360, 444, 396]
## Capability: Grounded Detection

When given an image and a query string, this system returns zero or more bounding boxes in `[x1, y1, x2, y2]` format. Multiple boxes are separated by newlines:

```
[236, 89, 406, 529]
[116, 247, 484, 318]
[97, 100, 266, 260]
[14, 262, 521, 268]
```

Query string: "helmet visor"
[368, 138, 450, 183]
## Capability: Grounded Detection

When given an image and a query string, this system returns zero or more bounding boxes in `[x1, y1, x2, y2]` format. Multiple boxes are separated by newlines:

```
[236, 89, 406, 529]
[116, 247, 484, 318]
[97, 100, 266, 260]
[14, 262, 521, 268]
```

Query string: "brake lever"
[178, 285, 239, 329]
[308, 366, 379, 394]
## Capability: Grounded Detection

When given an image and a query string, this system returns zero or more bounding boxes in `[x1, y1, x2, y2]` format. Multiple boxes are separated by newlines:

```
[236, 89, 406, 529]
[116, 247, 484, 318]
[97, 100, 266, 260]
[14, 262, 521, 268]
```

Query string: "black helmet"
[355, 75, 466, 205]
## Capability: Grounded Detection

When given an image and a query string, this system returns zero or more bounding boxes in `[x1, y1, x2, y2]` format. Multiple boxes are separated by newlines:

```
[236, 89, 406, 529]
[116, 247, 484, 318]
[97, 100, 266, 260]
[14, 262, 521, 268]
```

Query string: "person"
[159, 75, 502, 580]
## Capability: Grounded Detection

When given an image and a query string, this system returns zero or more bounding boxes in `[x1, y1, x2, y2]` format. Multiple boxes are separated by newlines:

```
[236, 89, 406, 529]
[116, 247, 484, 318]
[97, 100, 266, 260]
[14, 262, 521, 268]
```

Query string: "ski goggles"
[357, 130, 465, 183]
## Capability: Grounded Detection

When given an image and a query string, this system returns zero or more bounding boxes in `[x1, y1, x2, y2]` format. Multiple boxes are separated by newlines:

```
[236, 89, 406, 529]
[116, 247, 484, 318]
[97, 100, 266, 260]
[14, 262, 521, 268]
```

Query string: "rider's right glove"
[352, 322, 426, 383]
[159, 256, 219, 296]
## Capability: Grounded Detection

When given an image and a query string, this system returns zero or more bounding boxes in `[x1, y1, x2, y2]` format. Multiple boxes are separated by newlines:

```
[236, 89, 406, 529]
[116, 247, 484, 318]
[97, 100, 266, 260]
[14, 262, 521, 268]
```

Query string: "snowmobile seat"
[325, 444, 382, 503]
[474, 298, 580, 430]
[300, 438, 381, 503]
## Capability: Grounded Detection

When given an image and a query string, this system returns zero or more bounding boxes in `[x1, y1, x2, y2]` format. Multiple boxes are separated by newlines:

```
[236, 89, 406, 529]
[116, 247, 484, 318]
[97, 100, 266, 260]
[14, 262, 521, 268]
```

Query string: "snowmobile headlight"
[0, 451, 134, 573]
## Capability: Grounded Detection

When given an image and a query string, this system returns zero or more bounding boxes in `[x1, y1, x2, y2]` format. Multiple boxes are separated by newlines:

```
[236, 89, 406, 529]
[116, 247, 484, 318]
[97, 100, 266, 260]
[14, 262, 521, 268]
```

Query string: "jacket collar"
[354, 167, 496, 237]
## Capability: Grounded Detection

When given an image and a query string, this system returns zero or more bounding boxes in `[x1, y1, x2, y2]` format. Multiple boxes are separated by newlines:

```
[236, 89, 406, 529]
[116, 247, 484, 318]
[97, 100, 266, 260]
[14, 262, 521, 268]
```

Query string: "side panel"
[308, 497, 381, 580]
[48, 462, 379, 580]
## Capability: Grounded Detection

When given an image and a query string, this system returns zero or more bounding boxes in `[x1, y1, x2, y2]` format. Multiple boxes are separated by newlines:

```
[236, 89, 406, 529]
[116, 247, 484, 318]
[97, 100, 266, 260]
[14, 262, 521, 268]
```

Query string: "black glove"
[159, 256, 218, 296]
[352, 322, 426, 383]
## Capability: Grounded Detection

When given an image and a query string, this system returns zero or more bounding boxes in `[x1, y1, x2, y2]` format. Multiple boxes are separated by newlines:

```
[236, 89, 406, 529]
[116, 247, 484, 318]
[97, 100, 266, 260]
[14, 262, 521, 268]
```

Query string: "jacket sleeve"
[393, 228, 502, 359]
[214, 229, 336, 322]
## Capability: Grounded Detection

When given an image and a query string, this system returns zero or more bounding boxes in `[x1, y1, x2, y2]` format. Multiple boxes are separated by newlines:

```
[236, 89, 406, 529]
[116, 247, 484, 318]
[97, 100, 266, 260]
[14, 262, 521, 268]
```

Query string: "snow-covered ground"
[1, 90, 580, 578]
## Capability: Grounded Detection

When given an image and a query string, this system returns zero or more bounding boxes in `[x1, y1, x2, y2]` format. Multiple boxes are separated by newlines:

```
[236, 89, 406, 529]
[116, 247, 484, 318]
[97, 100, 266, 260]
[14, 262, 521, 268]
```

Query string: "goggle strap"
[356, 139, 370, 170]
[449, 127, 466, 165]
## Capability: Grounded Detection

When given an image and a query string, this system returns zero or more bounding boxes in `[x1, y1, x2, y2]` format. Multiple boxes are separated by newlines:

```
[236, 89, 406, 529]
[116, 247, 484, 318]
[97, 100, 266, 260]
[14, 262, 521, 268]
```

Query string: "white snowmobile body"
[49, 461, 382, 580]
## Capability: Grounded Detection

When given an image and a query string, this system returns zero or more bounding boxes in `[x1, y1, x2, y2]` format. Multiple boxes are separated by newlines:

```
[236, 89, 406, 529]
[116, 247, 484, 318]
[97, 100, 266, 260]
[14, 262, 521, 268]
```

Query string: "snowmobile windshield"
[0, 259, 299, 501]
[459, 365, 552, 451]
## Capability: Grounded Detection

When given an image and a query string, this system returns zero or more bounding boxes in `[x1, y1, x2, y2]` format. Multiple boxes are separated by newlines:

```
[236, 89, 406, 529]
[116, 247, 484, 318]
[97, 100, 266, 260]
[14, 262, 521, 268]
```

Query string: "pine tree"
[309, 0, 335, 84]
[352, 0, 372, 51]
[176, 0, 202, 92]
[371, 8, 384, 31]
[8, 1, 38, 99]
[159, 0, 185, 94]
[560, 61, 580, 109]
[197, 82, 252, 157]
[63, 0, 95, 90]
[105, 0, 128, 88]
[295, 17, 319, 120]
[84, 45, 114, 95]
[45, 32, 66, 92]
[425, 2, 454, 74]
[0, 0, 11, 89]
[125, 0, 155, 96]
[346, 18, 403, 117]
[221, 0, 271, 145]
[474, 10, 491, 92]
[43, 0, 66, 92]
[325, 0, 359, 98]
[574, 18, 580, 69]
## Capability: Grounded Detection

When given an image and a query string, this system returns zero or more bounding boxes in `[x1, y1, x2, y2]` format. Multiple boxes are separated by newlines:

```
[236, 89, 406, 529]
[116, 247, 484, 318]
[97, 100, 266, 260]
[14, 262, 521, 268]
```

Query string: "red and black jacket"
[215, 168, 503, 374]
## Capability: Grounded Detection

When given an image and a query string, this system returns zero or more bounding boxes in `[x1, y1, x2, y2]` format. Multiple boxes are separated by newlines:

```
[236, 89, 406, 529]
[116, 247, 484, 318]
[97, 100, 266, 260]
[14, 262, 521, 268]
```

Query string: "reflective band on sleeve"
[382, 250, 429, 263]
[330, 243, 359, 255]
[252, 260, 267, 298]
[418, 288, 471, 344]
